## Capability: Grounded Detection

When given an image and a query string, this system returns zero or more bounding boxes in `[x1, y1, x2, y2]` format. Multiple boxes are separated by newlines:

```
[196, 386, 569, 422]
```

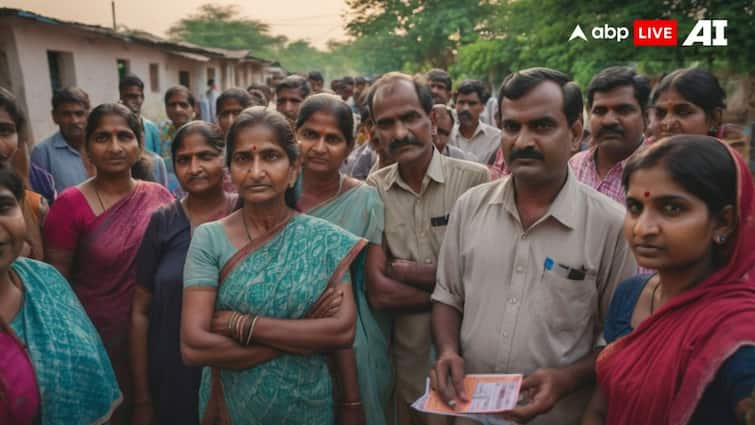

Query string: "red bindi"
[252, 145, 257, 152]
[644, 191, 650, 198]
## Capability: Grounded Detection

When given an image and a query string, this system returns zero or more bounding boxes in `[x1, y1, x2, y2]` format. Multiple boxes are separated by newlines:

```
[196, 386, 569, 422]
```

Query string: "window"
[149, 63, 159, 92]
[116, 59, 130, 81]
[179, 71, 190, 88]
[207, 67, 215, 81]
[47, 50, 76, 91]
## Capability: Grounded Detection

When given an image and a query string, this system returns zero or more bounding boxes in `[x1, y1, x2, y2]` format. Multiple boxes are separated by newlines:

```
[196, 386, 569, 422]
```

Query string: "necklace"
[650, 281, 662, 314]
[93, 183, 107, 212]
[241, 210, 254, 243]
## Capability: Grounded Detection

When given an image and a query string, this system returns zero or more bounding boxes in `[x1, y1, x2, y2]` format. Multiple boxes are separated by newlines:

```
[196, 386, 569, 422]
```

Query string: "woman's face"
[229, 125, 297, 206]
[0, 107, 19, 170]
[624, 165, 732, 272]
[650, 88, 712, 139]
[297, 111, 351, 175]
[174, 132, 225, 196]
[0, 188, 26, 270]
[86, 113, 143, 175]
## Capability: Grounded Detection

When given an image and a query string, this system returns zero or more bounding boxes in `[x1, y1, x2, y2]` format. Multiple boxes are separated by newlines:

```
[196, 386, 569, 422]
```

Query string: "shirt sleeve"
[431, 192, 467, 312]
[183, 223, 221, 288]
[363, 189, 385, 245]
[30, 144, 49, 171]
[135, 210, 163, 292]
[42, 190, 83, 251]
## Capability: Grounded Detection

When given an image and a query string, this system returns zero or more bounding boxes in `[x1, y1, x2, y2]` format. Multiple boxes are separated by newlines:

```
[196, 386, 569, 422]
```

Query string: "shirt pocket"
[536, 268, 598, 334]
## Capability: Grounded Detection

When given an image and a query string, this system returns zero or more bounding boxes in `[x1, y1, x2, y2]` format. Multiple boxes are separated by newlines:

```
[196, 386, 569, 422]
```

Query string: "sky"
[1, 0, 349, 49]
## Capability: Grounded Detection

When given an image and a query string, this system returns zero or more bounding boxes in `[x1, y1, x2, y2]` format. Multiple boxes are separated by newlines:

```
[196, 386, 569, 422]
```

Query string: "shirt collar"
[52, 132, 80, 155]
[494, 168, 579, 230]
[386, 147, 446, 193]
[590, 136, 646, 171]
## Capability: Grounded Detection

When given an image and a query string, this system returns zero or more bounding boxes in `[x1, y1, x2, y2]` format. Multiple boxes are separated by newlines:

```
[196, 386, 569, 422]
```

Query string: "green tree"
[167, 4, 286, 57]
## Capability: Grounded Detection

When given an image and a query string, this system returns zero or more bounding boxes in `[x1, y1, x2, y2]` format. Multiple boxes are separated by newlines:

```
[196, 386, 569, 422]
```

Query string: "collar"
[385, 147, 446, 194]
[590, 137, 645, 172]
[493, 168, 579, 230]
[52, 132, 80, 153]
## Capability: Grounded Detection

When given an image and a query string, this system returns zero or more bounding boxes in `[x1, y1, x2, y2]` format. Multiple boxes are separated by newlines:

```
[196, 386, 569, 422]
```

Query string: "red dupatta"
[596, 140, 755, 425]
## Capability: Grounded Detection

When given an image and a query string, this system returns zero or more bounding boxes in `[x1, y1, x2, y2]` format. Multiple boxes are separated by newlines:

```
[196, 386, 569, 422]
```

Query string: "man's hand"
[429, 350, 468, 408]
[387, 259, 416, 282]
[499, 368, 571, 424]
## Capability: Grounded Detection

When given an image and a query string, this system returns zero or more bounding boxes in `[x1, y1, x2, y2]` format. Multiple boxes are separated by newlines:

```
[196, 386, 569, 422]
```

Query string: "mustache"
[388, 136, 423, 152]
[459, 111, 473, 120]
[597, 125, 624, 139]
[508, 147, 544, 162]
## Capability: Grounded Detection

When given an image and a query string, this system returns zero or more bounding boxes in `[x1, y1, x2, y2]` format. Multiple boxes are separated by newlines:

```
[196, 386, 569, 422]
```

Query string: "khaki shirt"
[449, 121, 501, 164]
[432, 171, 637, 425]
[367, 149, 489, 417]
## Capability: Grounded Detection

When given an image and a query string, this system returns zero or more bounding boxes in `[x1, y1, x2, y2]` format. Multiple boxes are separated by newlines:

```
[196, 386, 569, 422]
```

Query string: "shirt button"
[515, 266, 523, 273]
[509, 297, 518, 304]
[521, 234, 527, 240]
[502, 331, 508, 337]
[419, 231, 426, 237]
[424, 258, 433, 264]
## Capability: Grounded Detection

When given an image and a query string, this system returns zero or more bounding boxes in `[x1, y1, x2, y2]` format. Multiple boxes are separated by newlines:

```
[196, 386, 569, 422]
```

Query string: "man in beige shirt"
[365, 72, 489, 425]
[449, 79, 501, 165]
[430, 68, 637, 425]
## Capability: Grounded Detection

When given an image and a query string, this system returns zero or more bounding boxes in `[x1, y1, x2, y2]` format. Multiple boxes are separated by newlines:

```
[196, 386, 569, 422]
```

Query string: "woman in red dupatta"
[581, 135, 755, 425]
[43, 103, 173, 425]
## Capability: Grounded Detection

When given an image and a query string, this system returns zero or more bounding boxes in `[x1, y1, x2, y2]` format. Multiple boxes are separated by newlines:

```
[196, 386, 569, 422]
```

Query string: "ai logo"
[682, 20, 728, 46]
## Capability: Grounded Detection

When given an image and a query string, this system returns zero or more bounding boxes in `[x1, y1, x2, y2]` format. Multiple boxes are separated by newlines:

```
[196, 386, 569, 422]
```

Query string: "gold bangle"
[227, 311, 238, 332]
[245, 315, 259, 346]
[235, 314, 247, 342]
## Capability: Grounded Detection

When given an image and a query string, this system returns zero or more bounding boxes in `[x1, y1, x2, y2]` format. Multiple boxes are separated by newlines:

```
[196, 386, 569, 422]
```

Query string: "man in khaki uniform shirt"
[430, 68, 637, 425]
[365, 72, 489, 425]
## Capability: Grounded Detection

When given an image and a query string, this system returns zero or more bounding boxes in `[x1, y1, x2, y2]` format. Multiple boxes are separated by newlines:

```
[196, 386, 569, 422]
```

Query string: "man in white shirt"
[449, 79, 501, 164]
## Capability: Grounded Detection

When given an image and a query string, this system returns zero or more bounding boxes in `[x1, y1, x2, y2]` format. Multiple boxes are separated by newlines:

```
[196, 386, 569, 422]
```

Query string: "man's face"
[247, 89, 268, 107]
[52, 102, 88, 143]
[308, 79, 324, 93]
[371, 80, 433, 165]
[276, 88, 305, 126]
[217, 99, 244, 136]
[500, 81, 580, 186]
[429, 80, 451, 105]
[355, 82, 367, 98]
[589, 85, 645, 159]
[456, 91, 484, 129]
[165, 92, 194, 128]
[119, 85, 144, 115]
[431, 105, 453, 151]
[341, 82, 355, 100]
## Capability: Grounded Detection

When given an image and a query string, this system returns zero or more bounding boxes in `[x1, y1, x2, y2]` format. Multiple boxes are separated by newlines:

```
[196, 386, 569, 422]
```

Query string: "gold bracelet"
[245, 315, 259, 346]
[227, 311, 238, 332]
[235, 314, 247, 342]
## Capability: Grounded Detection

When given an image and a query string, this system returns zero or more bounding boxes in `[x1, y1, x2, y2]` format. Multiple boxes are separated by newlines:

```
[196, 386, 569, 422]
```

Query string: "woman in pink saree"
[43, 103, 173, 424]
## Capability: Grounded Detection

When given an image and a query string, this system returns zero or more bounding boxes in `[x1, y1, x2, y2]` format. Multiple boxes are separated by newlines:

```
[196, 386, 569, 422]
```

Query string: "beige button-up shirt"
[432, 171, 637, 425]
[367, 148, 489, 416]
[449, 121, 501, 164]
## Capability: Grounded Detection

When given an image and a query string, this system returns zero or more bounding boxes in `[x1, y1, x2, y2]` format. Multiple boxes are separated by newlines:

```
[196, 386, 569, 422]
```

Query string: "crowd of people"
[0, 62, 753, 425]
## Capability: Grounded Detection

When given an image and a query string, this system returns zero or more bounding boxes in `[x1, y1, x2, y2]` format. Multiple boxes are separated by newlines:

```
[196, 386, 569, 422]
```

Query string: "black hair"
[307, 71, 324, 83]
[52, 86, 90, 111]
[0, 168, 25, 202]
[342, 76, 355, 86]
[456, 79, 489, 103]
[331, 79, 342, 91]
[0, 87, 25, 136]
[118, 73, 144, 92]
[295, 93, 355, 147]
[226, 107, 299, 209]
[587, 66, 651, 113]
[216, 88, 252, 116]
[435, 104, 456, 126]
[85, 103, 154, 181]
[650, 68, 726, 121]
[497, 67, 583, 126]
[426, 69, 452, 91]
[355, 76, 367, 85]
[164, 85, 196, 107]
[246, 83, 271, 103]
[623, 135, 736, 216]
[171, 121, 225, 168]
[366, 72, 434, 119]
[275, 76, 311, 98]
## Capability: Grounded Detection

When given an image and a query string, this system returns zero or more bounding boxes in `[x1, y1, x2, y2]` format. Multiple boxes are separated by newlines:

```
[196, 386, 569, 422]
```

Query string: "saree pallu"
[0, 319, 39, 425]
[305, 181, 394, 425]
[197, 214, 367, 425]
[69, 182, 173, 414]
[596, 139, 755, 425]
[9, 258, 122, 425]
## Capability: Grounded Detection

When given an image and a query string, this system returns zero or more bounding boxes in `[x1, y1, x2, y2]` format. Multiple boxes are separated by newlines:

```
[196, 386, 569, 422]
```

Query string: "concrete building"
[0, 8, 284, 142]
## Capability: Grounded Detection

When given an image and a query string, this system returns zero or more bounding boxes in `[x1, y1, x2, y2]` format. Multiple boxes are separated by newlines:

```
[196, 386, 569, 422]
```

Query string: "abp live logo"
[633, 20, 728, 46]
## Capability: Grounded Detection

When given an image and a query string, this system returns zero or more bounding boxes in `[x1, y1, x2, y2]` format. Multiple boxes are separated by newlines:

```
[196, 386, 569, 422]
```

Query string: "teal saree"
[305, 181, 394, 425]
[184, 213, 367, 424]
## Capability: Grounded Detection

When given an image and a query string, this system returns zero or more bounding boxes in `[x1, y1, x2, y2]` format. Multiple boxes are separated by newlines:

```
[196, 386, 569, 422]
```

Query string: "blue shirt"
[143, 118, 161, 155]
[605, 274, 755, 424]
[30, 131, 89, 192]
